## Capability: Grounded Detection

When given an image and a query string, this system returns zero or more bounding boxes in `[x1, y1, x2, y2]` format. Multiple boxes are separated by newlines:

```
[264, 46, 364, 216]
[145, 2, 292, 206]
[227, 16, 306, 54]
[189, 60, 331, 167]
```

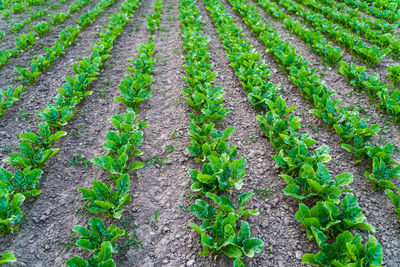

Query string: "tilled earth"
[0, 0, 400, 266]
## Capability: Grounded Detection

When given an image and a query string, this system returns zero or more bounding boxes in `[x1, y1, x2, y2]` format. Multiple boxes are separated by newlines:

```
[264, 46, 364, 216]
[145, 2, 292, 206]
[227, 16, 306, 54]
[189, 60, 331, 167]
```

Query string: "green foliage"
[189, 153, 246, 193]
[66, 241, 116, 267]
[50, 12, 70, 24]
[303, 230, 383, 266]
[109, 108, 149, 134]
[281, 163, 353, 201]
[0, 168, 42, 198]
[296, 193, 375, 240]
[73, 217, 124, 254]
[115, 42, 156, 111]
[0, 252, 17, 264]
[364, 143, 400, 190]
[0, 86, 26, 117]
[4, 142, 60, 169]
[385, 188, 400, 223]
[0, 193, 25, 234]
[32, 21, 53, 37]
[20, 122, 67, 149]
[14, 32, 36, 51]
[78, 175, 131, 219]
[190, 193, 263, 261]
[387, 65, 400, 85]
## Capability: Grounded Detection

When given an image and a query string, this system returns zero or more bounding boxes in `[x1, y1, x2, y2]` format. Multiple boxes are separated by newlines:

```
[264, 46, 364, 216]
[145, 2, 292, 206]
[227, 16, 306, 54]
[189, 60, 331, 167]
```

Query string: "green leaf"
[222, 244, 243, 259]
[335, 172, 353, 187]
[233, 258, 245, 267]
[238, 220, 250, 240]
[0, 252, 17, 264]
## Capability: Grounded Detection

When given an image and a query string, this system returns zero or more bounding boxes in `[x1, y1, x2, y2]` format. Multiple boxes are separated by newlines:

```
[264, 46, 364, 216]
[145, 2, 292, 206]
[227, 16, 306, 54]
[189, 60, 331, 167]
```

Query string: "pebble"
[186, 259, 195, 266]
[295, 250, 303, 260]
[261, 221, 269, 229]
[278, 260, 285, 267]
[283, 217, 290, 225]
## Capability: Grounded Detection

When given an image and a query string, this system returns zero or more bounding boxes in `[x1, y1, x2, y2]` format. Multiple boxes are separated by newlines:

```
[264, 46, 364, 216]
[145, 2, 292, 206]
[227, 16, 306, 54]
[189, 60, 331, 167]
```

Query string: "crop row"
[179, 0, 264, 266]
[296, 0, 399, 51]
[0, 0, 49, 20]
[2, 0, 71, 38]
[336, 0, 400, 23]
[316, 0, 396, 33]
[251, 0, 400, 130]
[271, 0, 397, 66]
[66, 0, 163, 265]
[202, 0, 383, 265]
[0, 1, 143, 263]
[0, 0, 118, 118]
[0, 0, 94, 70]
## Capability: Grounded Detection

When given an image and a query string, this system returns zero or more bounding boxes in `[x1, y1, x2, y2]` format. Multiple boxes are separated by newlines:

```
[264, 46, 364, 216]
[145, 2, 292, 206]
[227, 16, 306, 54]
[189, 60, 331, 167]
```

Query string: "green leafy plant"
[0, 168, 42, 198]
[66, 241, 116, 267]
[3, 142, 60, 169]
[0, 86, 26, 116]
[72, 217, 125, 254]
[296, 193, 375, 240]
[303, 229, 383, 266]
[388, 65, 400, 85]
[0, 193, 25, 234]
[32, 21, 53, 37]
[149, 209, 160, 227]
[20, 122, 67, 149]
[78, 175, 131, 219]
[190, 192, 263, 265]
[385, 188, 400, 223]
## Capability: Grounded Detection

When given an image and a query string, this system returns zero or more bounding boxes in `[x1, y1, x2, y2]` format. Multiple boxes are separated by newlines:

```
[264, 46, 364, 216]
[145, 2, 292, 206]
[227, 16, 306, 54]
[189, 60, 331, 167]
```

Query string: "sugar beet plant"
[0, 0, 141, 241]
[67, 1, 163, 265]
[202, 0, 383, 265]
[180, 1, 264, 266]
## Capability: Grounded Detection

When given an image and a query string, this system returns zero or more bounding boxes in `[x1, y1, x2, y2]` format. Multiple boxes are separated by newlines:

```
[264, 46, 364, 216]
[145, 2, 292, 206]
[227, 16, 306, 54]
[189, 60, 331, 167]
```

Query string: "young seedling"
[178, 203, 187, 212]
[1, 144, 11, 153]
[171, 130, 179, 139]
[247, 133, 259, 143]
[71, 125, 87, 138]
[98, 88, 109, 99]
[149, 209, 160, 227]
[117, 216, 143, 255]
[68, 152, 89, 169]
[59, 233, 77, 252]
[254, 187, 274, 198]
[144, 155, 172, 169]
[165, 145, 176, 154]
[18, 108, 32, 119]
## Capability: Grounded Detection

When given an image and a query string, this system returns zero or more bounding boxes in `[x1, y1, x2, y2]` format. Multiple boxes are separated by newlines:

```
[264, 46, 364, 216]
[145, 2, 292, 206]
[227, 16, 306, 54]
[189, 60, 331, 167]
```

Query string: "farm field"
[0, 0, 400, 265]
